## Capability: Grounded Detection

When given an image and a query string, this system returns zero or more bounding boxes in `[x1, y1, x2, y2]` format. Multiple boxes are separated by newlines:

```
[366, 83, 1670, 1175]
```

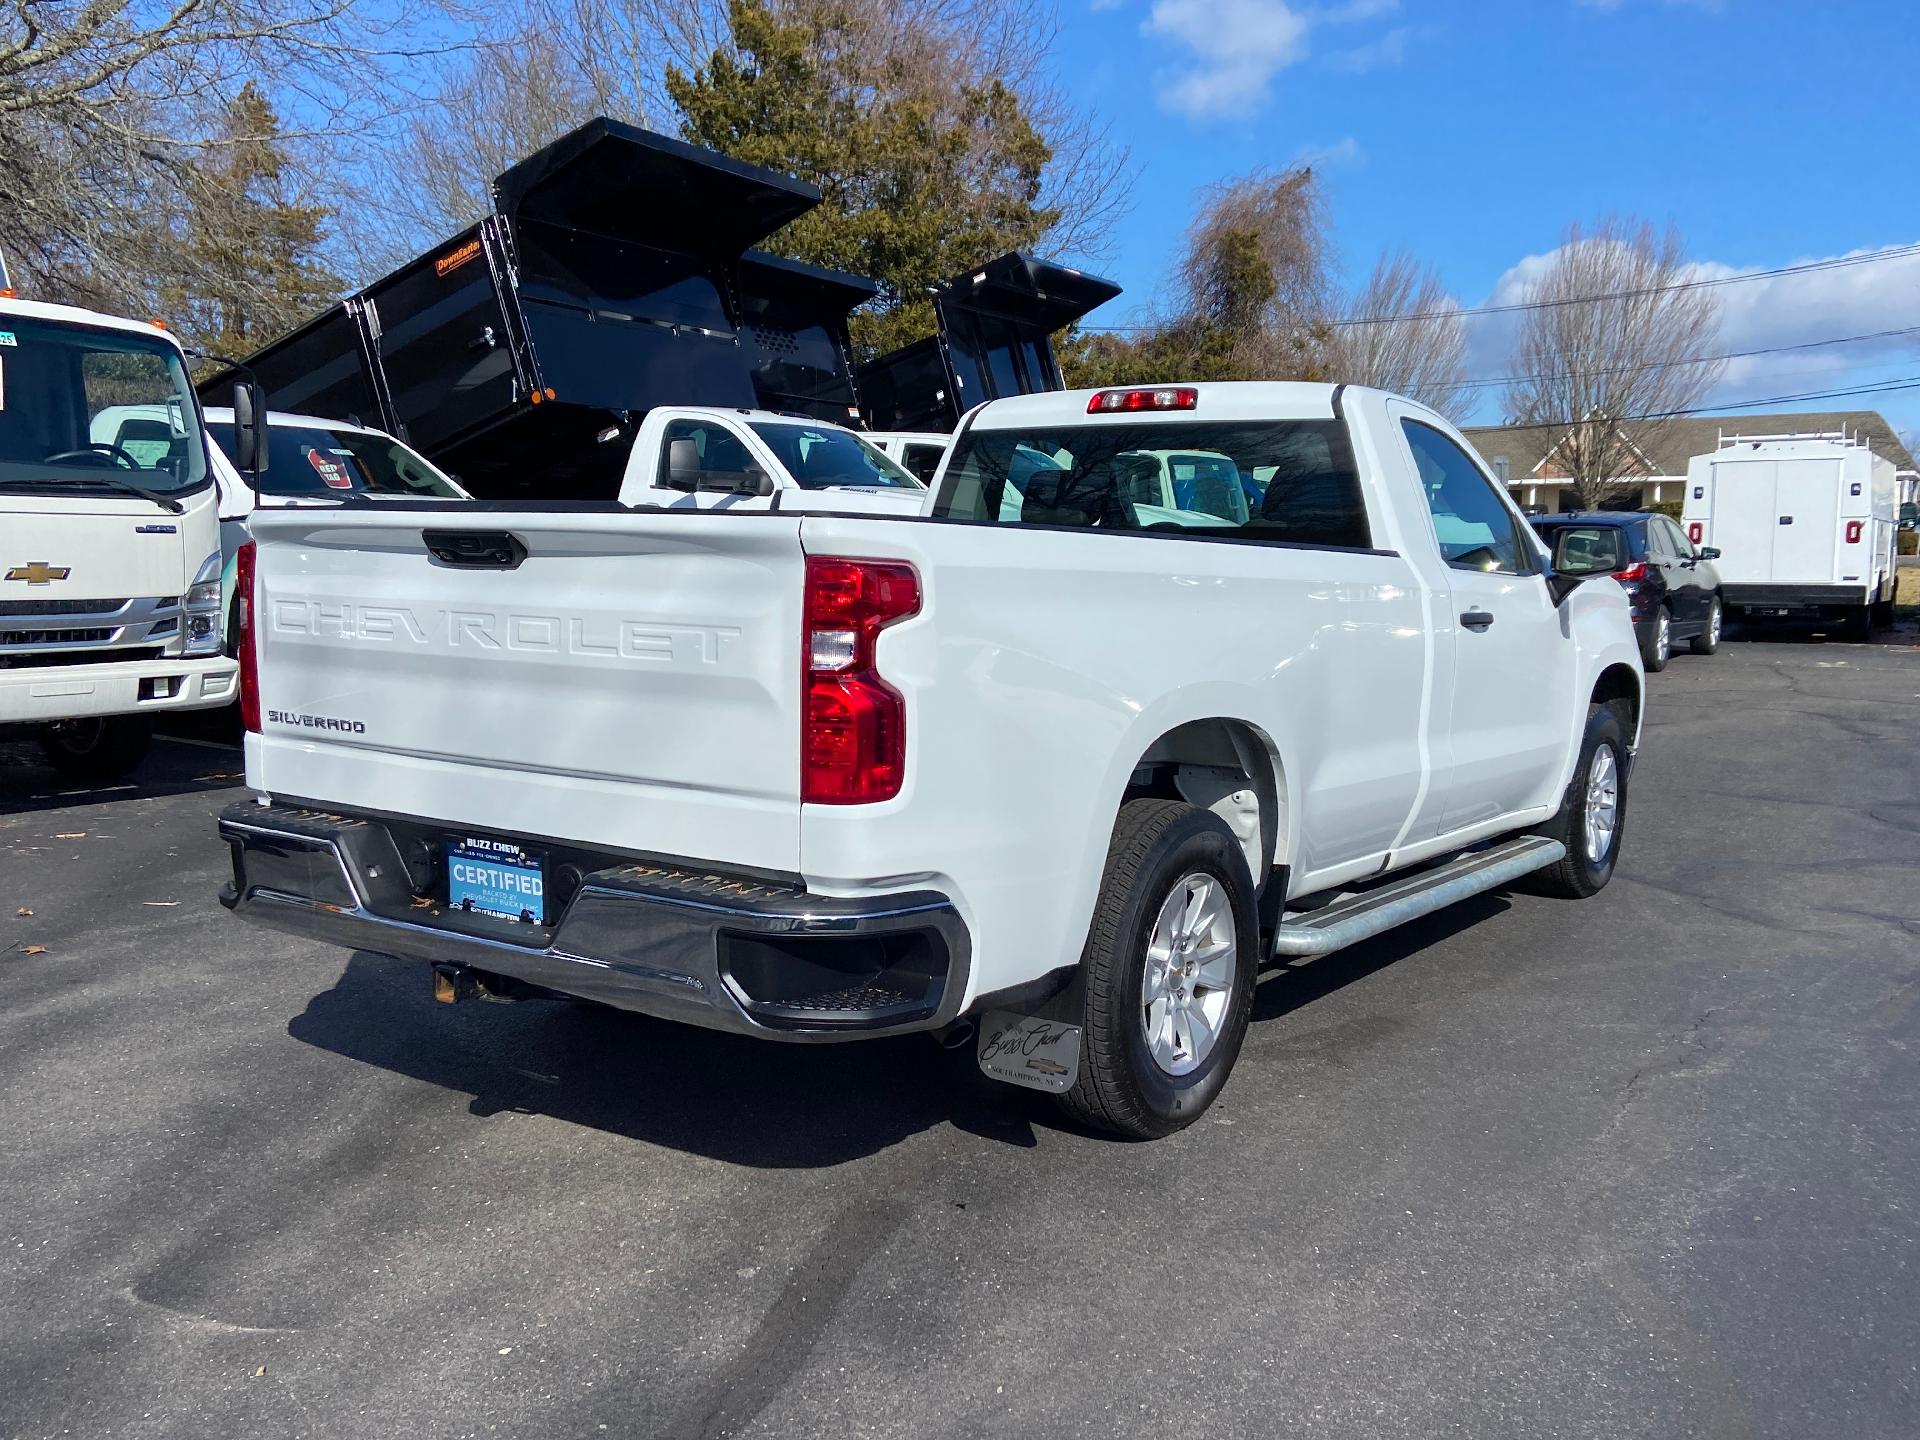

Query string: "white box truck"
[0, 255, 264, 780]
[1682, 430, 1897, 637]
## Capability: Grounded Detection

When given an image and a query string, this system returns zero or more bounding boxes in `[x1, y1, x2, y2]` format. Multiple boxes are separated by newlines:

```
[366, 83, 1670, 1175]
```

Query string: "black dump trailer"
[204, 117, 1116, 497]
[856, 253, 1121, 434]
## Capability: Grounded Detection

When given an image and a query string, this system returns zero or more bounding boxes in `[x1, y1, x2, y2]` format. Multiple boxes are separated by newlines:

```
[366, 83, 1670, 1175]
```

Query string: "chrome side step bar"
[1271, 835, 1566, 959]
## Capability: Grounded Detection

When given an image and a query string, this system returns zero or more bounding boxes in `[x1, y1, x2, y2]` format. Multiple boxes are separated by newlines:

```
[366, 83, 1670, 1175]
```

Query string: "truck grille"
[0, 598, 132, 617]
[0, 627, 114, 646]
[0, 595, 184, 661]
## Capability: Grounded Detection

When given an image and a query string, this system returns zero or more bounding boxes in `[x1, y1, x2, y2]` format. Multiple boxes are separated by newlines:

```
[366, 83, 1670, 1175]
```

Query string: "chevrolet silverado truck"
[218, 381, 1643, 1138]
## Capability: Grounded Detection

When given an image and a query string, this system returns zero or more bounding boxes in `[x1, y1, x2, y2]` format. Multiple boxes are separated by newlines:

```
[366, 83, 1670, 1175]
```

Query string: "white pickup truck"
[218, 381, 1643, 1138]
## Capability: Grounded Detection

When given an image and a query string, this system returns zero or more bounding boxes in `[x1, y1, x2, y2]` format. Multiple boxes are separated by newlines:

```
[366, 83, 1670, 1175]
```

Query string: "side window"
[1645, 520, 1674, 560]
[657, 419, 757, 492]
[1660, 517, 1693, 557]
[1401, 420, 1530, 575]
[900, 443, 945, 486]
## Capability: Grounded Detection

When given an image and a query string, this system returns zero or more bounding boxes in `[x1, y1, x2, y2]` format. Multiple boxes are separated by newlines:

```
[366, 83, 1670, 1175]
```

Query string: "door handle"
[1460, 610, 1495, 632]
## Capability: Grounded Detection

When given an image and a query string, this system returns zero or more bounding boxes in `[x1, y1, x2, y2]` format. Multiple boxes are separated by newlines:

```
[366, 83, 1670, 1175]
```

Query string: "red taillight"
[235, 540, 260, 734]
[1845, 519, 1864, 544]
[1087, 387, 1198, 414]
[1611, 561, 1649, 582]
[803, 557, 920, 804]
[1687, 522, 1703, 544]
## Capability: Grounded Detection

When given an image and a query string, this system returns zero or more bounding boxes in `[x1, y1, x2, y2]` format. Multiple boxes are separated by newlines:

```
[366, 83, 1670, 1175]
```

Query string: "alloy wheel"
[1140, 872, 1238, 1077]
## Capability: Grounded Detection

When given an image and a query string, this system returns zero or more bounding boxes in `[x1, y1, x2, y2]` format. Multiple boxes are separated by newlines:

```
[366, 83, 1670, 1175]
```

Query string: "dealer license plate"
[446, 837, 547, 924]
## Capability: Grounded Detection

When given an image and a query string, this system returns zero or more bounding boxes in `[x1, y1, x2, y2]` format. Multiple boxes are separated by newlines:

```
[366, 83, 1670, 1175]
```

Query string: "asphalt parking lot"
[4, 623, 1917, 1440]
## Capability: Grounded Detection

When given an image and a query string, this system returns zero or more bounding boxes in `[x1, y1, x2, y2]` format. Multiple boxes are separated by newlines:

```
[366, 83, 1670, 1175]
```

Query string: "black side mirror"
[232, 382, 269, 476]
[1699, 546, 1722, 560]
[1545, 568, 1593, 606]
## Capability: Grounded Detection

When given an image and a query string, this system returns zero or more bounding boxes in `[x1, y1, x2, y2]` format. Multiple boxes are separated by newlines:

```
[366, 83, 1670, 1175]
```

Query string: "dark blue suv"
[1530, 512, 1726, 672]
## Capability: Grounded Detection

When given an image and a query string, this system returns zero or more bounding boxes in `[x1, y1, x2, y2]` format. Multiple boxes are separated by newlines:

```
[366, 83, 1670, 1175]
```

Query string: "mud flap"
[976, 1011, 1082, 1093]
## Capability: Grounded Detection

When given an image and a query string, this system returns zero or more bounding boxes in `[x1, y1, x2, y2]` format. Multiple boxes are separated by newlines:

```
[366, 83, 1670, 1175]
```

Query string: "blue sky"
[1045, 0, 1920, 434]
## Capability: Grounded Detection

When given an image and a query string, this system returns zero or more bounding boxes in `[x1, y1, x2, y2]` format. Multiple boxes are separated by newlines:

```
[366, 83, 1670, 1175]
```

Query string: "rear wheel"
[1640, 607, 1672, 672]
[1527, 703, 1629, 900]
[37, 715, 154, 781]
[1690, 595, 1723, 655]
[1057, 799, 1259, 1140]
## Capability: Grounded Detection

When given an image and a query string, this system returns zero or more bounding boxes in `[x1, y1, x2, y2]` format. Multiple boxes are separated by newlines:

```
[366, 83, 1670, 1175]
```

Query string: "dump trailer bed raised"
[201, 118, 1120, 500]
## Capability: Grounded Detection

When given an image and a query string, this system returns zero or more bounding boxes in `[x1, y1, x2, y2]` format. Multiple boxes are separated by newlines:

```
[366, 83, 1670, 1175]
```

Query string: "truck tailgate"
[245, 507, 806, 874]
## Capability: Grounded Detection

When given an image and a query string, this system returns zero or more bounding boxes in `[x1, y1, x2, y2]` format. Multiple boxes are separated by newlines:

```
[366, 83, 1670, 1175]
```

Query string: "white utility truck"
[0, 269, 259, 779]
[217, 382, 1643, 1138]
[1682, 430, 1897, 636]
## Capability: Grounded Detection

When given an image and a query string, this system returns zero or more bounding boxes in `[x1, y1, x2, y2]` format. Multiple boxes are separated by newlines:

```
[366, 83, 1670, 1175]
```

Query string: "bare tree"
[1177, 165, 1334, 379]
[0, 0, 458, 321]
[1502, 216, 1724, 509]
[1328, 250, 1467, 413]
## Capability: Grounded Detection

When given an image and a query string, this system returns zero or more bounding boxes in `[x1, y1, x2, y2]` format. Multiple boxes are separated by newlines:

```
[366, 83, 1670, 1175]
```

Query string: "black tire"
[1639, 606, 1672, 672]
[1527, 703, 1629, 900]
[1871, 597, 1895, 630]
[1689, 594, 1722, 655]
[1846, 605, 1874, 641]
[1056, 799, 1259, 1140]
[37, 715, 154, 781]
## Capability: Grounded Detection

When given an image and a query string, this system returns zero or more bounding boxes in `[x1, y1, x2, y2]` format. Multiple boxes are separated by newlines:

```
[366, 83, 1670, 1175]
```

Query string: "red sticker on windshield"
[308, 450, 355, 489]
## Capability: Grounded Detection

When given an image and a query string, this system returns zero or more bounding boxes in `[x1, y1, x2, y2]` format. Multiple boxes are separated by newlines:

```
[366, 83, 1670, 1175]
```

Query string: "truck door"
[1771, 457, 1843, 583]
[1394, 410, 1573, 831]
[1706, 459, 1779, 586]
[625, 412, 780, 512]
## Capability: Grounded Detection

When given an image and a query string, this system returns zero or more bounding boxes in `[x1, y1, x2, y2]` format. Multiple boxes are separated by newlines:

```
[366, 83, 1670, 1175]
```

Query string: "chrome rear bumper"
[218, 801, 970, 1042]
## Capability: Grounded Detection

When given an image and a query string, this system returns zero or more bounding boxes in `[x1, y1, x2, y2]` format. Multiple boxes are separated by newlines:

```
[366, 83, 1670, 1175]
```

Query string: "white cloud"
[1089, 0, 1126, 12]
[1293, 136, 1364, 168]
[1325, 24, 1412, 72]
[1144, 0, 1312, 119]
[1143, 0, 1406, 120]
[1462, 241, 1920, 426]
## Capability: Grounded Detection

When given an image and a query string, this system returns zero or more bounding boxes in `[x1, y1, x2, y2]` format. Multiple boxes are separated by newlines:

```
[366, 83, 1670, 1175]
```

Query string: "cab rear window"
[933, 419, 1371, 549]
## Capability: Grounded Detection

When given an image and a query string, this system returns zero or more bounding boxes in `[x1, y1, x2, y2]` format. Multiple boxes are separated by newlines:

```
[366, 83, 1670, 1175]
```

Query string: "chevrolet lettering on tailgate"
[269, 600, 741, 666]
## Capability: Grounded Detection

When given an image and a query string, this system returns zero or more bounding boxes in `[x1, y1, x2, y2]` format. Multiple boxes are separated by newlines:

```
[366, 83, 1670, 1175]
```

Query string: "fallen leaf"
[14, 907, 29, 917]
[141, 901, 180, 908]
[54, 832, 86, 840]
[252, 1365, 267, 1378]
[19, 945, 47, 955]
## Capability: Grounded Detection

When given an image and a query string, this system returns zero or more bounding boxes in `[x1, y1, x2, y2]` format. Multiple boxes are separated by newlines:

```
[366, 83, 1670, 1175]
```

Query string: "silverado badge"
[5, 562, 71, 585]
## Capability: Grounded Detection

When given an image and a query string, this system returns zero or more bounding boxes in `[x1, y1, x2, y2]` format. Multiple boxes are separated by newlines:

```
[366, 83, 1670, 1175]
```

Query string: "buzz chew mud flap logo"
[267, 710, 366, 734]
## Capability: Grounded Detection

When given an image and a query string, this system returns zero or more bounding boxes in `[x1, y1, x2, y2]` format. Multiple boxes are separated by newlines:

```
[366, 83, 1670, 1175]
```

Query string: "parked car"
[217, 381, 1644, 1139]
[1530, 512, 1723, 671]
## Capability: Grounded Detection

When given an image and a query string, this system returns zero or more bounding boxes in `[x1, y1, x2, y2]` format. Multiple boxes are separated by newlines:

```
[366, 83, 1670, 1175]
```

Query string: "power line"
[1483, 373, 1920, 434]
[1079, 240, 1920, 333]
[1436, 323, 1920, 395]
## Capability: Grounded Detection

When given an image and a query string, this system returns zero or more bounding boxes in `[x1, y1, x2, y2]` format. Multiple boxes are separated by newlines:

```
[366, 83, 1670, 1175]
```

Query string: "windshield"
[936, 419, 1371, 548]
[747, 421, 922, 490]
[0, 316, 208, 495]
[208, 421, 464, 499]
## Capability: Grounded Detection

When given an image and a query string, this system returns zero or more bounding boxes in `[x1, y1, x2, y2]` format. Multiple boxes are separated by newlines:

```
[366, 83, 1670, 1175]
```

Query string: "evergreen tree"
[165, 83, 341, 360]
[667, 0, 1058, 357]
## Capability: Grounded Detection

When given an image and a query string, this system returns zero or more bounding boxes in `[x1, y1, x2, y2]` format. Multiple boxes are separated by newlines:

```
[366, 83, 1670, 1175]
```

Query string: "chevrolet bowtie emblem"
[5, 562, 71, 585]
